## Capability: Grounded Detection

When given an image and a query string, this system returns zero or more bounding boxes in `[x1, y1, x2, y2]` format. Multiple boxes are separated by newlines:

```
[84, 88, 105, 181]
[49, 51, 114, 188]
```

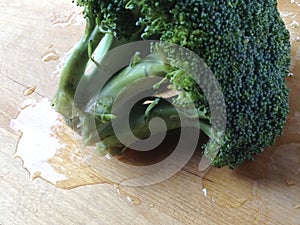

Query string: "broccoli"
[52, 0, 290, 168]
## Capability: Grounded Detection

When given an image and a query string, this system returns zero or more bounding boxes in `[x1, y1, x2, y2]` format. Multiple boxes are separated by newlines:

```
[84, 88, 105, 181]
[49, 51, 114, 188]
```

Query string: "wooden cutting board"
[1, 1, 300, 224]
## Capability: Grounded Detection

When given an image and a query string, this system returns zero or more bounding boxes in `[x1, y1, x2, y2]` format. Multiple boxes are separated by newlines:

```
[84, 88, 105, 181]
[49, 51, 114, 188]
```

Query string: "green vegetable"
[52, 0, 290, 168]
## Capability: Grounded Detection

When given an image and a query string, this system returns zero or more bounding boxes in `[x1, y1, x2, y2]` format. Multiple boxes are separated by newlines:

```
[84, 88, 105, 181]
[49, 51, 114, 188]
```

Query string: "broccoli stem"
[74, 48, 213, 153]
[78, 53, 170, 144]
[95, 98, 212, 155]
[51, 12, 213, 154]
[51, 17, 104, 117]
[97, 53, 168, 104]
[87, 52, 213, 154]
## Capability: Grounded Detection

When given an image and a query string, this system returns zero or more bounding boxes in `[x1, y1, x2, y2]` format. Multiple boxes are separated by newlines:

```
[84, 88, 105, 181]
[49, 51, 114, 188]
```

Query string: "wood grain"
[1, 1, 300, 224]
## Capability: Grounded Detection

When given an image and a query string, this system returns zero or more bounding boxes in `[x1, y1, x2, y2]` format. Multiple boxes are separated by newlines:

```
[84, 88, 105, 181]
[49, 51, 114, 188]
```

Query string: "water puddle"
[11, 99, 102, 187]
[10, 98, 142, 205]
[50, 7, 85, 27]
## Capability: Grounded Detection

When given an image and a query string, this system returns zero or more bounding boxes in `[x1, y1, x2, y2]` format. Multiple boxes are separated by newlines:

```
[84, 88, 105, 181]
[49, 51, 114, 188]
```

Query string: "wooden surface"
[1, 1, 300, 224]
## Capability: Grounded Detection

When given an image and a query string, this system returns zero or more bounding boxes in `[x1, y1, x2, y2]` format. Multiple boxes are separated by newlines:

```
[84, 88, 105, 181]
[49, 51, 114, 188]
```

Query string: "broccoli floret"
[52, 0, 290, 168]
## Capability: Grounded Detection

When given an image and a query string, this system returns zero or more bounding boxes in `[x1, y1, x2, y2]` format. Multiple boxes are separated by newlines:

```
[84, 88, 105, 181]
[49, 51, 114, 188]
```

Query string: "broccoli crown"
[61, 0, 290, 168]
[76, 0, 141, 39]
[151, 0, 290, 168]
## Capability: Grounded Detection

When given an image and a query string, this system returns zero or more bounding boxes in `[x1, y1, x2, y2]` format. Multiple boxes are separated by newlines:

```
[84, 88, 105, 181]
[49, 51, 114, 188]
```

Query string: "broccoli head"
[52, 0, 290, 168]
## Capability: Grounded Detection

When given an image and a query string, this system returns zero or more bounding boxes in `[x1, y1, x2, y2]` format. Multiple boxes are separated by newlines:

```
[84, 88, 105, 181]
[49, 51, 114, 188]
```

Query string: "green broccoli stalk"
[52, 0, 290, 168]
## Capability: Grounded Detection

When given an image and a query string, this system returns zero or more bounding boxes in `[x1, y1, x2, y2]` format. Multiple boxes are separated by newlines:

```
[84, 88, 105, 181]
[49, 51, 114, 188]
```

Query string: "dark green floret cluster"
[53, 0, 290, 168]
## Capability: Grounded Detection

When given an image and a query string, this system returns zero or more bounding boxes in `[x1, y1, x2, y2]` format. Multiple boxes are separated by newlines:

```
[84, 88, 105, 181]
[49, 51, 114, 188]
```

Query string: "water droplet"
[202, 187, 207, 198]
[31, 171, 41, 180]
[286, 178, 296, 186]
[290, 20, 299, 28]
[113, 184, 142, 206]
[23, 86, 36, 96]
[202, 167, 255, 208]
[293, 204, 300, 209]
[41, 51, 60, 62]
